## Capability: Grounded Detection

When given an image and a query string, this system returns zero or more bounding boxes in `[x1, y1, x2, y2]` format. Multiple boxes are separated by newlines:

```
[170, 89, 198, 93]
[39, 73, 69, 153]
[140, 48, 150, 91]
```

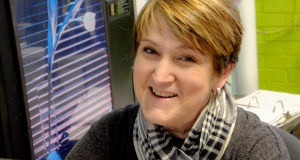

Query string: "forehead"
[141, 19, 192, 48]
[136, 10, 207, 55]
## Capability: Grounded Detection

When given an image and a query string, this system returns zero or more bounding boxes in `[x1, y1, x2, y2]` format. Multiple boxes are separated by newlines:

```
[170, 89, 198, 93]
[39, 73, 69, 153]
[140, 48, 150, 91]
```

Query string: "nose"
[152, 58, 175, 85]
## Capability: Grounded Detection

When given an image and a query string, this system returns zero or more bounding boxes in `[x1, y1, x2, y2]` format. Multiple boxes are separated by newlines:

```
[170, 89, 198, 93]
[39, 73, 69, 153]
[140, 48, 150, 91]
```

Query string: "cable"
[256, 19, 300, 35]
[257, 0, 299, 35]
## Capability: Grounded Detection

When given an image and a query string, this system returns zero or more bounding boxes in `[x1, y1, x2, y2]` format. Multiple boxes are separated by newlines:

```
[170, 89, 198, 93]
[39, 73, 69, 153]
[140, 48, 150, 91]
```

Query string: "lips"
[150, 87, 177, 98]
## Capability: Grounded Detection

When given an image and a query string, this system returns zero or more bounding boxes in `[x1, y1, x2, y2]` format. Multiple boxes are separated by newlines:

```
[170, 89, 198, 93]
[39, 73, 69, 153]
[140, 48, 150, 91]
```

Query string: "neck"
[164, 125, 192, 139]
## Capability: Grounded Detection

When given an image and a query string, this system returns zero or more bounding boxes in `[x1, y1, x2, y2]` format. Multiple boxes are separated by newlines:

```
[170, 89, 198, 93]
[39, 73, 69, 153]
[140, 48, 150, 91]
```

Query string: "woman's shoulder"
[95, 103, 140, 128]
[65, 103, 140, 160]
[222, 107, 289, 159]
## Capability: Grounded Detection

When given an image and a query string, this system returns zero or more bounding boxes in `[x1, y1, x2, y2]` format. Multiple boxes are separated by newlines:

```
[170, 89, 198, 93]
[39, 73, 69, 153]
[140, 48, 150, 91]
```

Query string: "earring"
[214, 88, 222, 97]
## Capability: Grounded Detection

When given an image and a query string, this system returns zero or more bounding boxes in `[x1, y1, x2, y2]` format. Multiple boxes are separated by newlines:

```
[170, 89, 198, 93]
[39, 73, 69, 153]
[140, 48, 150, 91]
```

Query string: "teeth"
[152, 88, 177, 98]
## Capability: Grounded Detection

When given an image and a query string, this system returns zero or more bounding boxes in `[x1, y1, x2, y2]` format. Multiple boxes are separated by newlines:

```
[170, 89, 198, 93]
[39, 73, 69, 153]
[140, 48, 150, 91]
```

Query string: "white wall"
[133, 0, 148, 18]
[232, 0, 258, 96]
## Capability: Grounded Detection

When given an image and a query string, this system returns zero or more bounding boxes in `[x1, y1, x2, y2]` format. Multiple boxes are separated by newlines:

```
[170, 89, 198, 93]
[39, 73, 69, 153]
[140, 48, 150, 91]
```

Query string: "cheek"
[133, 57, 149, 92]
[179, 72, 214, 99]
[133, 62, 141, 90]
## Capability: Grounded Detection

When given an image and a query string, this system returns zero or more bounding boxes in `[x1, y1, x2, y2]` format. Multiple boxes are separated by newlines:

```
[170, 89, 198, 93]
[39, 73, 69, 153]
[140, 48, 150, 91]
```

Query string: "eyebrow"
[140, 38, 192, 50]
[140, 38, 158, 46]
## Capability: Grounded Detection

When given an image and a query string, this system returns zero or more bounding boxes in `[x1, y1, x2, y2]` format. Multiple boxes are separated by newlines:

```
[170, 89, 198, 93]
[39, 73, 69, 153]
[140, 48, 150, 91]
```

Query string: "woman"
[66, 0, 289, 159]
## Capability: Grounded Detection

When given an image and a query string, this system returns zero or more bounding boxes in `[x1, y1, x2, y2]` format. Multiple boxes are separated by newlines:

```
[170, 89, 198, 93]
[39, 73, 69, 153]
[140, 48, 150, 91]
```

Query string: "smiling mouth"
[150, 87, 177, 98]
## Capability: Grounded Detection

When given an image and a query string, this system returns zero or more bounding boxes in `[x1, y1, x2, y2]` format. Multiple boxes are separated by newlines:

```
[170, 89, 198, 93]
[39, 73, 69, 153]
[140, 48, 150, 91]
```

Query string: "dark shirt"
[66, 103, 289, 160]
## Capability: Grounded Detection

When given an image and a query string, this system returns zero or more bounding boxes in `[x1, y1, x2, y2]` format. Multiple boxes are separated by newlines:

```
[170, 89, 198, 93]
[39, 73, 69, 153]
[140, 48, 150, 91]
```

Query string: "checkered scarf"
[133, 84, 237, 160]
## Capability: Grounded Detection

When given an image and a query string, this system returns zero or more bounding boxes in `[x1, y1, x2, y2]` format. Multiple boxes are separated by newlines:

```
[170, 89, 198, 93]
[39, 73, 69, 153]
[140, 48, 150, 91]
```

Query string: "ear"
[213, 63, 235, 89]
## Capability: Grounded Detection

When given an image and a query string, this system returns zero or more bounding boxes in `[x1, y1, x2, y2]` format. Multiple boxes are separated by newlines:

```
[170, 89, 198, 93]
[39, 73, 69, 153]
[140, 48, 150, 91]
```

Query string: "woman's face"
[133, 19, 230, 134]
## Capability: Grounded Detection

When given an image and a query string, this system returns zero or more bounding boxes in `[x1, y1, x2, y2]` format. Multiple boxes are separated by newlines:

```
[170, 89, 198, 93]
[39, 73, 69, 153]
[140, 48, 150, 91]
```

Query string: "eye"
[143, 47, 157, 54]
[180, 56, 196, 62]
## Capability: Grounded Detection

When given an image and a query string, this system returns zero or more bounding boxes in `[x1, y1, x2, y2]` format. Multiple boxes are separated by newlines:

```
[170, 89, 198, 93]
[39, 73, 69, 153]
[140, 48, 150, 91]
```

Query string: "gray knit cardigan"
[66, 103, 289, 160]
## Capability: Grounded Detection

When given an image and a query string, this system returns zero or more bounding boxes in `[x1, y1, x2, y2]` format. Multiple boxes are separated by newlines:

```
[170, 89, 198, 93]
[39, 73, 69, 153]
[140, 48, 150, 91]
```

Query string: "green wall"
[256, 0, 300, 94]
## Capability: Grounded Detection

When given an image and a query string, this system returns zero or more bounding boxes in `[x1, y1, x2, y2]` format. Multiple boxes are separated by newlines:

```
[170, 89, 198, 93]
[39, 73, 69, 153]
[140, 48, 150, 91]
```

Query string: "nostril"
[152, 70, 175, 84]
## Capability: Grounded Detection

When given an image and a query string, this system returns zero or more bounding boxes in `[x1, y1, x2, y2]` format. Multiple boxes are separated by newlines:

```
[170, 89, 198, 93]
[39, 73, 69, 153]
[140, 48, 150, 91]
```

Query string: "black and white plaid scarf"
[133, 84, 237, 160]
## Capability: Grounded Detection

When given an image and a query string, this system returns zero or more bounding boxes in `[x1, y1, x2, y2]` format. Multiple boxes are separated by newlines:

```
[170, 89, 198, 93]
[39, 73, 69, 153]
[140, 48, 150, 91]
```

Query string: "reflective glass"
[12, 0, 112, 159]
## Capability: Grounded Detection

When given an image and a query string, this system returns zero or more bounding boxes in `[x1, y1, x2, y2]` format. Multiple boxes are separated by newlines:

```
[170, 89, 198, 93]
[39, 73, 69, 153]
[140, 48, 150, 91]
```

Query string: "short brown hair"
[133, 0, 243, 75]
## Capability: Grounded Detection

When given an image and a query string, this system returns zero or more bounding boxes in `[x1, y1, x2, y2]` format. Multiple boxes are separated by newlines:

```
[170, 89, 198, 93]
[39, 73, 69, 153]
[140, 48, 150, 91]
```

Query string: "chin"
[142, 108, 174, 127]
